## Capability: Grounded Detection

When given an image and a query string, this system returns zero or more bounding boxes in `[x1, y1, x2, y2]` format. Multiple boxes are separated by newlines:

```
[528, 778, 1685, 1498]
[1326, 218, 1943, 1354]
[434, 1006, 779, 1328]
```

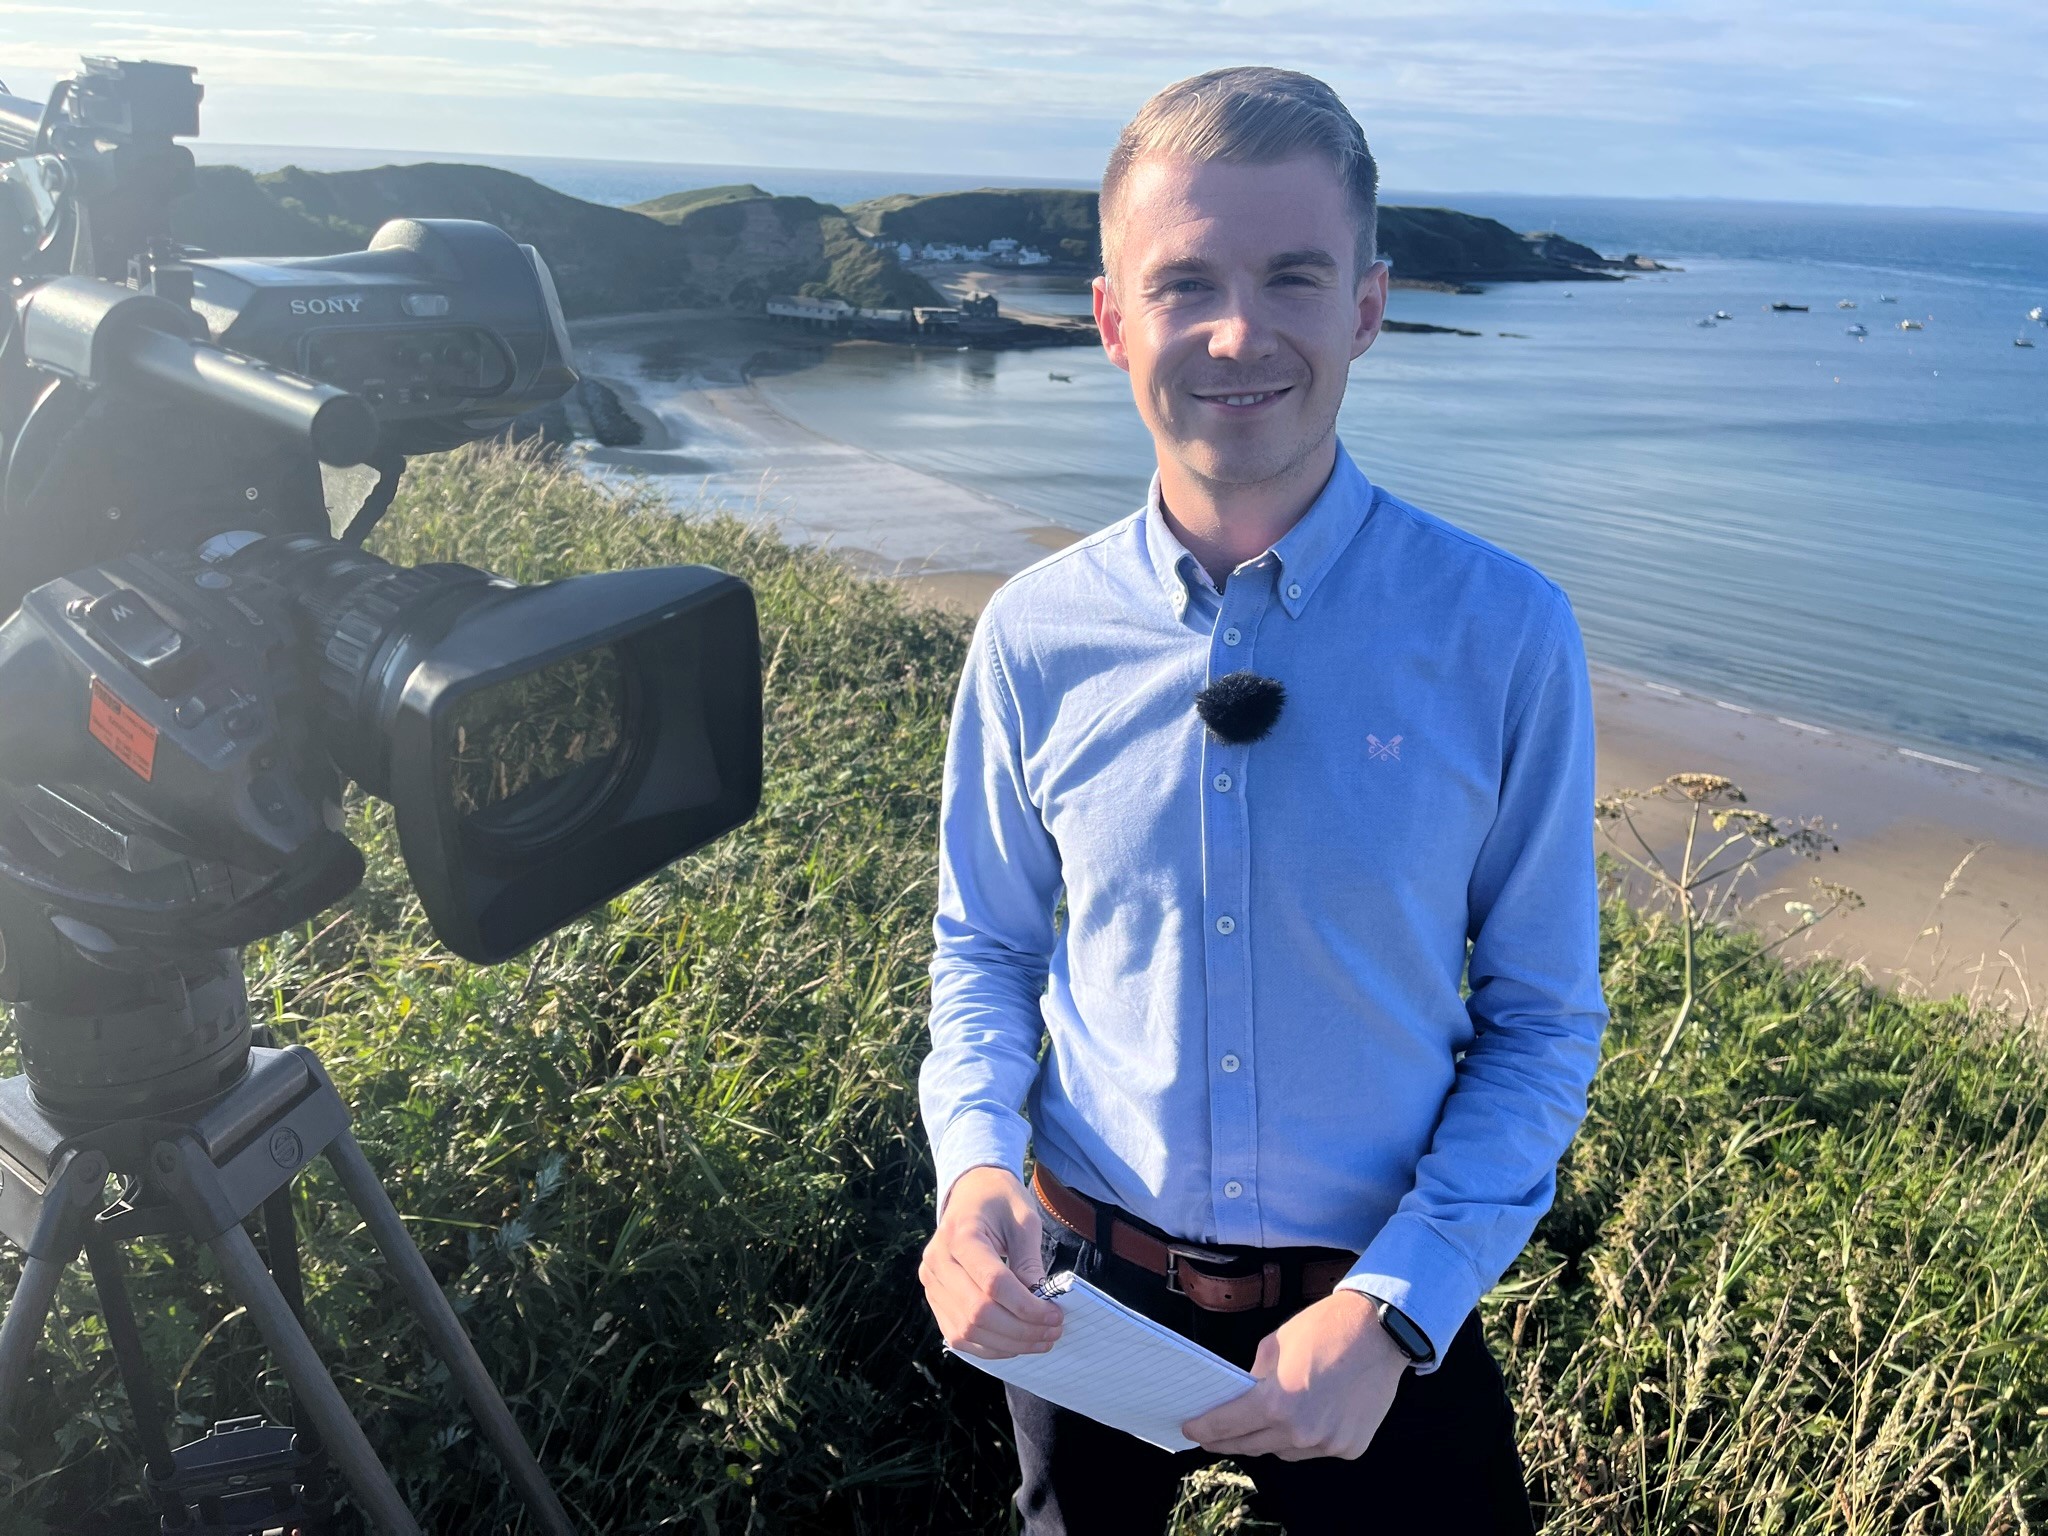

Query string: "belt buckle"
[1163, 1239, 1237, 1296]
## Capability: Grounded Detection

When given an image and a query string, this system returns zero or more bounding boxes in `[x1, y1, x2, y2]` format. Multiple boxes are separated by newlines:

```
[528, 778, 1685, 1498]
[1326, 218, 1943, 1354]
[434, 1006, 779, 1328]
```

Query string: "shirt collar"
[1140, 440, 1377, 620]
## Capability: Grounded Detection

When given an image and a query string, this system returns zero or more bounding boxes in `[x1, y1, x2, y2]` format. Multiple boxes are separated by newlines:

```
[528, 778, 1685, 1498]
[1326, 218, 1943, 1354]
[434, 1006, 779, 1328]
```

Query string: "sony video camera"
[0, 57, 762, 1117]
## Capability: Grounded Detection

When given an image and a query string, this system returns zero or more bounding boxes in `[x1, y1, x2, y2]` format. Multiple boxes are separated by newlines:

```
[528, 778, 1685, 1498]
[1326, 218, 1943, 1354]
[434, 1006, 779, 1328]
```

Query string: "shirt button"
[1212, 772, 1232, 793]
[1221, 1053, 1241, 1072]
[1222, 625, 1242, 645]
[1224, 1180, 1244, 1199]
[1215, 915, 1236, 935]
[1287, 582, 1303, 600]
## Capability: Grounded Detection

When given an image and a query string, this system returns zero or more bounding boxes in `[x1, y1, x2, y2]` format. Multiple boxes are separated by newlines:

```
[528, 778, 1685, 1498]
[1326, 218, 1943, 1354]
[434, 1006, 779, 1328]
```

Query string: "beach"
[571, 312, 2045, 1016]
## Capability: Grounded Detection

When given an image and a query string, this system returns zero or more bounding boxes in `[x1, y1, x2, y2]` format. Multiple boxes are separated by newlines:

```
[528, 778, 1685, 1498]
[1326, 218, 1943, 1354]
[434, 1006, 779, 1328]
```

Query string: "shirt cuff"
[1338, 1212, 1484, 1377]
[932, 1108, 1032, 1216]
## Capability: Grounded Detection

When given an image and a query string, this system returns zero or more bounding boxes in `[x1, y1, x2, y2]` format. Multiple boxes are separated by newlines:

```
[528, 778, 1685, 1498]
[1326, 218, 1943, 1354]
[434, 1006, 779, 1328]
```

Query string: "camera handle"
[0, 1042, 577, 1536]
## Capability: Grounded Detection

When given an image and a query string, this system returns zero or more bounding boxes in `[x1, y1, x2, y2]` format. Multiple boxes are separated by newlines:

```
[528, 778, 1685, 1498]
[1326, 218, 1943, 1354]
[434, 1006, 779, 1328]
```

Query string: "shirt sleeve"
[1340, 591, 1608, 1369]
[919, 613, 1064, 1212]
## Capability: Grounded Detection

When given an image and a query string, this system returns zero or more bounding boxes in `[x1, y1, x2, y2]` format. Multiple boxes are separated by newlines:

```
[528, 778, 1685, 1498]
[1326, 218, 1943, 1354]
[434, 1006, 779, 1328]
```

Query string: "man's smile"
[1192, 385, 1296, 410]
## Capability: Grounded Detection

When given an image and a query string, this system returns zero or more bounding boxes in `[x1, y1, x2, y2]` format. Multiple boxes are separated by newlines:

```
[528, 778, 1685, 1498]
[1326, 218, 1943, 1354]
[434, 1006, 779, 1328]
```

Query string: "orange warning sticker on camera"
[88, 677, 158, 782]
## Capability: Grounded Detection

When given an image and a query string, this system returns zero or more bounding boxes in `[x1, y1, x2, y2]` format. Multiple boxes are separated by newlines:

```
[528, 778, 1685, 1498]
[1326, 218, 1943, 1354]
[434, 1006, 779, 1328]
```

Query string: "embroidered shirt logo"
[1366, 733, 1403, 762]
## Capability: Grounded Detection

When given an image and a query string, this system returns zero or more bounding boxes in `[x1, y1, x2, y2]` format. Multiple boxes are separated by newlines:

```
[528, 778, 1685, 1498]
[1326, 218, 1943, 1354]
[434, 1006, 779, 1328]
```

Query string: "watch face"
[1379, 1302, 1434, 1363]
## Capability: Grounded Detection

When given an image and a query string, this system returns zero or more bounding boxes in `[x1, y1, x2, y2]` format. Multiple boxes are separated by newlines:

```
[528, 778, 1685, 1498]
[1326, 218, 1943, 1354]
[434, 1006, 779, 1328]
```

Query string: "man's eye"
[1272, 273, 1317, 287]
[1163, 279, 1208, 295]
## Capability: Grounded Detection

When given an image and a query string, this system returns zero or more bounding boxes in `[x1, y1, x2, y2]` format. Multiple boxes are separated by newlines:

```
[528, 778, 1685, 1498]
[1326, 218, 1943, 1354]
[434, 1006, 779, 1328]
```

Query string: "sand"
[568, 313, 2045, 1014]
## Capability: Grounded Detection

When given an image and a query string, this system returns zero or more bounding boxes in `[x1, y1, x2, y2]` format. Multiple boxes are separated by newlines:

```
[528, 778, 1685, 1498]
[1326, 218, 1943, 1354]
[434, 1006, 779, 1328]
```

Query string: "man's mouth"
[1193, 386, 1294, 410]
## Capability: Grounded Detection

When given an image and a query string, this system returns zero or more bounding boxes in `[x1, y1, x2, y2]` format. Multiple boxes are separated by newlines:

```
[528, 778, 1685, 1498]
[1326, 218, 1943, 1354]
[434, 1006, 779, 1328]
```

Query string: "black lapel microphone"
[1194, 671, 1287, 744]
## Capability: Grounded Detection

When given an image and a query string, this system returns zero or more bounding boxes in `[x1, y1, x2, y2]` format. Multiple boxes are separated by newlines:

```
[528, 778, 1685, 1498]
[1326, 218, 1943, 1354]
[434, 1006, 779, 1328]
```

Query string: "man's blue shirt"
[919, 441, 1608, 1363]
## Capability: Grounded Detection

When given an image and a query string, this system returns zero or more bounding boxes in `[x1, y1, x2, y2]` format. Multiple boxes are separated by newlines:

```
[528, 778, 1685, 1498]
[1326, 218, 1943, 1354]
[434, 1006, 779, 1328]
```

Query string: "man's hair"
[1099, 67, 1379, 278]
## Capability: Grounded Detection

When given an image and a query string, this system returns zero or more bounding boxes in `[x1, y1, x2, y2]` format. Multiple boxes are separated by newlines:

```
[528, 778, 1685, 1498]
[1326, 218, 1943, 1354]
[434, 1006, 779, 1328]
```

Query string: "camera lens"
[447, 642, 630, 848]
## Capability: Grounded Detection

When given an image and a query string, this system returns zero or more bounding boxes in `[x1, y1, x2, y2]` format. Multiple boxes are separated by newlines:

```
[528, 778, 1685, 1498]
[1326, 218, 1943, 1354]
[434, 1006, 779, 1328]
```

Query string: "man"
[918, 66, 1606, 1534]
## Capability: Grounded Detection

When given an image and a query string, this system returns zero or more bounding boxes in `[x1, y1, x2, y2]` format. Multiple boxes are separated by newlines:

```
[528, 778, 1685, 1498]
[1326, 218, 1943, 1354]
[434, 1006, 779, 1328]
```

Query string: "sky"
[4, 1, 2045, 213]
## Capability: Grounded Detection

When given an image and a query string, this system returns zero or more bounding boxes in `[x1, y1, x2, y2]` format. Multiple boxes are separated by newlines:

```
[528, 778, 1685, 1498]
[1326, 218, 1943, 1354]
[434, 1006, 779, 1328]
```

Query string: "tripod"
[0, 946, 578, 1535]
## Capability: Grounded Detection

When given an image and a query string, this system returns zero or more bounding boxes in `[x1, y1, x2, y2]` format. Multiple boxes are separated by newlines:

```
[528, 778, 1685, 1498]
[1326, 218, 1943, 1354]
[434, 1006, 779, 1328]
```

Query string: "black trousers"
[1008, 1221, 1536, 1535]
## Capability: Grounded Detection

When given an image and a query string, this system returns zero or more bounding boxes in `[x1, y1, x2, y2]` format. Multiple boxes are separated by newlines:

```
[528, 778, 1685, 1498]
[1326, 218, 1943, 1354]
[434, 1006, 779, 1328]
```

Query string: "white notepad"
[951, 1271, 1256, 1451]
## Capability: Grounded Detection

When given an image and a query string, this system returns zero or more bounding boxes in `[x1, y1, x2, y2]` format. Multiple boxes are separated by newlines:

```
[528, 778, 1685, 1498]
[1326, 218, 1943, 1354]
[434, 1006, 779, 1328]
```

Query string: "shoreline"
[566, 312, 2045, 1013]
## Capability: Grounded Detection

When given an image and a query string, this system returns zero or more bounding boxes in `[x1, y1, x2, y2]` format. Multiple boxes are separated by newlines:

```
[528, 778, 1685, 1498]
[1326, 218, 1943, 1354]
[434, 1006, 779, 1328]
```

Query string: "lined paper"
[950, 1271, 1256, 1451]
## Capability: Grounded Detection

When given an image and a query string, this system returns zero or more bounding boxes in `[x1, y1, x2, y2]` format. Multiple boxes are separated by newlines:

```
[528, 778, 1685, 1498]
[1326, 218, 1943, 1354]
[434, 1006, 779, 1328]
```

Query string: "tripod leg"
[207, 1223, 425, 1536]
[327, 1130, 576, 1536]
[0, 1253, 68, 1428]
[80, 1231, 179, 1481]
[259, 1185, 333, 1515]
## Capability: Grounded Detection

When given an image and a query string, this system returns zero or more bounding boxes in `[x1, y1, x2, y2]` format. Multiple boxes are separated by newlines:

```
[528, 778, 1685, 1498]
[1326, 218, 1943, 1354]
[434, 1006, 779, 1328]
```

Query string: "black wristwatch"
[1363, 1294, 1436, 1366]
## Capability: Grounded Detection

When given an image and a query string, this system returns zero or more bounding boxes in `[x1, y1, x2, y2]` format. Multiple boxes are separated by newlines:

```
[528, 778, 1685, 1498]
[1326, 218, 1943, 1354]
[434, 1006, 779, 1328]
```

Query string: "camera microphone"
[1194, 671, 1287, 744]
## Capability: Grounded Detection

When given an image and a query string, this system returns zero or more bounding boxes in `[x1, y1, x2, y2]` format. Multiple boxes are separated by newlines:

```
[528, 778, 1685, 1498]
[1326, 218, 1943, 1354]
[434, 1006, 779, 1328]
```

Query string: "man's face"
[1094, 153, 1387, 491]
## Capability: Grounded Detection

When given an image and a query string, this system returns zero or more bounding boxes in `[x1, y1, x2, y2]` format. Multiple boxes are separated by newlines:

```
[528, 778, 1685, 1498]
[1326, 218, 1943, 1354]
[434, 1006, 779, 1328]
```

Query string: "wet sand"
[568, 312, 2045, 1015]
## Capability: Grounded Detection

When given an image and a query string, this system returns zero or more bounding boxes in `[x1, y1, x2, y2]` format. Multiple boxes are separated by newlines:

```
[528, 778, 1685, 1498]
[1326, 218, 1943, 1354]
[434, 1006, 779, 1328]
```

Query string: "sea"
[209, 147, 2048, 783]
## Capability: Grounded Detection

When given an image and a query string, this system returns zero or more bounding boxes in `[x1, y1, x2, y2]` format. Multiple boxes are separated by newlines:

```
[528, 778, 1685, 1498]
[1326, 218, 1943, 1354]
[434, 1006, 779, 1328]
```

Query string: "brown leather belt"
[1032, 1165, 1356, 1314]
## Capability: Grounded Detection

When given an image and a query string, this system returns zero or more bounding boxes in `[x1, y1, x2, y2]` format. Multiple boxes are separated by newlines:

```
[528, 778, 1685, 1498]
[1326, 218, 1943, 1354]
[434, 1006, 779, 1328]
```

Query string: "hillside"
[851, 186, 1628, 285]
[173, 163, 937, 313]
[5, 443, 2040, 1533]
[851, 187, 1102, 266]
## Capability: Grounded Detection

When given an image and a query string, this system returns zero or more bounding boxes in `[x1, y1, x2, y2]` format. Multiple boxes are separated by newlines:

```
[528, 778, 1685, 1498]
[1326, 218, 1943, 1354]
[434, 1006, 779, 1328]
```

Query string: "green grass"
[2, 444, 2044, 1533]
[629, 185, 778, 221]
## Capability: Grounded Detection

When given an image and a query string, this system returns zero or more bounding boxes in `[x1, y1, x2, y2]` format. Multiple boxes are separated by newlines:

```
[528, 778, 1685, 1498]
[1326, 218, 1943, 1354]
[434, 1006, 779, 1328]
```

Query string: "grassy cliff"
[0, 447, 2040, 1532]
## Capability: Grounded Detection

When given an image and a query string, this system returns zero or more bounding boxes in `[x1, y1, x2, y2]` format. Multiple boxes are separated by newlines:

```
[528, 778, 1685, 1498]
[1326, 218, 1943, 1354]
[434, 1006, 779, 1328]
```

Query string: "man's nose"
[1207, 288, 1277, 359]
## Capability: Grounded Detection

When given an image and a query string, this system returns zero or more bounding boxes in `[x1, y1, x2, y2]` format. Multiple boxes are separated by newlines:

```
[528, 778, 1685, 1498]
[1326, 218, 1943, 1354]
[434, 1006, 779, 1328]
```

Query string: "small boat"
[2019, 336, 2038, 349]
[1879, 294, 1898, 303]
[2031, 306, 2045, 322]
[1694, 317, 1717, 328]
[1714, 310, 1732, 320]
[1048, 372, 1072, 382]
[1846, 323, 1868, 337]
[1837, 299, 1857, 309]
[1769, 301, 1809, 312]
[1899, 318, 1924, 331]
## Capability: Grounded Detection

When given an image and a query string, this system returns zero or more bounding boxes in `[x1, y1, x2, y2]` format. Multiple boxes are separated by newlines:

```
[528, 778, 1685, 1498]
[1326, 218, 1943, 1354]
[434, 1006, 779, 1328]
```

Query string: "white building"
[766, 296, 854, 322]
[917, 242, 991, 263]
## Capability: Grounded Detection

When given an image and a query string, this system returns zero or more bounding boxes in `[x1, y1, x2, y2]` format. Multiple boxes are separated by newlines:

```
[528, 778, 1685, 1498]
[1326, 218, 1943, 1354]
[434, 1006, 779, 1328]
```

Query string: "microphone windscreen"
[1195, 671, 1287, 744]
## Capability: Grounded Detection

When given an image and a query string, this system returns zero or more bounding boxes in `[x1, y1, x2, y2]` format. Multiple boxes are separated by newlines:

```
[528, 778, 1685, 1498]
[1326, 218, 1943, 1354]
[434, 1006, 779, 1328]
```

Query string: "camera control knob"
[81, 589, 192, 695]
[222, 701, 266, 738]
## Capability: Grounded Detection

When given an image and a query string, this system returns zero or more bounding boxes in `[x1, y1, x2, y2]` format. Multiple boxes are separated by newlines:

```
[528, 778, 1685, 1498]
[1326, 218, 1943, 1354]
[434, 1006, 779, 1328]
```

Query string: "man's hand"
[1183, 1291, 1408, 1461]
[919, 1166, 1064, 1359]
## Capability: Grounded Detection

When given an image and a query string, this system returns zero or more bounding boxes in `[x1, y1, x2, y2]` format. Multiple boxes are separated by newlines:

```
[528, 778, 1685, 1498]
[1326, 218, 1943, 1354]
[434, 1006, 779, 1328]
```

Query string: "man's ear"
[1351, 258, 1390, 361]
[1093, 275, 1133, 374]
